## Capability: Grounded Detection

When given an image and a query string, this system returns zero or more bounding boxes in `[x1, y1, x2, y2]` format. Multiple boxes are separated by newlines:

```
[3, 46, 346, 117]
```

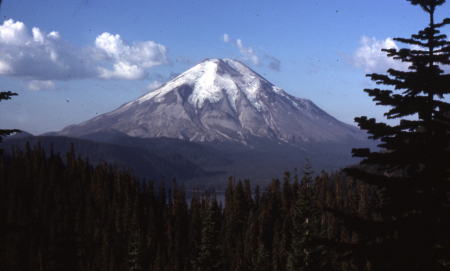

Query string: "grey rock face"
[58, 58, 364, 145]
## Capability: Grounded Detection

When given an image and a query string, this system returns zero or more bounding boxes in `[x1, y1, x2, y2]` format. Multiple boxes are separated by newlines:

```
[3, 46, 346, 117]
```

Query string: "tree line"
[0, 145, 384, 271]
[1, 145, 448, 271]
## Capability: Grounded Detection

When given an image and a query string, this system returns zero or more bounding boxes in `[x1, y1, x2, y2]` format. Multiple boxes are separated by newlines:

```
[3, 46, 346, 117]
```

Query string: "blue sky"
[0, 0, 448, 134]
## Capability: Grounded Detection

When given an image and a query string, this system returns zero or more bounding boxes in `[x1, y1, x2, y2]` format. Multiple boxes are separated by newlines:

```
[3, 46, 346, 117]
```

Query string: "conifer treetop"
[408, 0, 445, 12]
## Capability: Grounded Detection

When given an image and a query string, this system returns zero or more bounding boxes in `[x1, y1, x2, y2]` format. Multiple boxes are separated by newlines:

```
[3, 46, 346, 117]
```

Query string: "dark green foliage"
[339, 0, 450, 270]
[287, 171, 324, 271]
[194, 198, 222, 271]
[128, 229, 142, 271]
[0, 145, 376, 271]
[1, 144, 446, 270]
[0, 91, 17, 101]
[0, 91, 20, 144]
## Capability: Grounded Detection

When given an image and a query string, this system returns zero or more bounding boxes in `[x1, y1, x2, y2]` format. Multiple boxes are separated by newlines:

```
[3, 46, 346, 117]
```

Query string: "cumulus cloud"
[353, 36, 409, 73]
[27, 80, 55, 91]
[0, 19, 96, 81]
[95, 32, 167, 80]
[0, 19, 169, 87]
[223, 33, 281, 71]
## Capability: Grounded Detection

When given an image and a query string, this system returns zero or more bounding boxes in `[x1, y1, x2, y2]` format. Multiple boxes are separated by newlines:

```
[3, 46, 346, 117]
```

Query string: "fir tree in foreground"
[0, 91, 20, 144]
[194, 198, 222, 271]
[342, 0, 450, 269]
[287, 172, 323, 271]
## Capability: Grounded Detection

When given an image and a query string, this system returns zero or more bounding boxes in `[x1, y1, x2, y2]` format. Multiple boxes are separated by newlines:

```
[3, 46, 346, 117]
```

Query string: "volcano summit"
[20, 58, 375, 184]
[58, 58, 364, 145]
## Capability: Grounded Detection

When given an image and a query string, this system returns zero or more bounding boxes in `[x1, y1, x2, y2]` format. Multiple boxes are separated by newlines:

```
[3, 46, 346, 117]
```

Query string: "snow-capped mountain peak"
[137, 58, 276, 111]
[58, 58, 365, 144]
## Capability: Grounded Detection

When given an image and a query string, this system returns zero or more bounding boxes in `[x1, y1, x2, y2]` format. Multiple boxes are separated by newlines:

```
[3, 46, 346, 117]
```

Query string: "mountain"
[37, 58, 373, 186]
[57, 58, 365, 145]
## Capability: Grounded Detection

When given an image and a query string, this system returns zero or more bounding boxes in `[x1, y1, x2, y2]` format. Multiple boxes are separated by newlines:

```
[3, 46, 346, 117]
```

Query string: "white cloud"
[32, 27, 44, 44]
[353, 36, 450, 74]
[95, 32, 167, 80]
[98, 62, 145, 80]
[0, 19, 169, 86]
[0, 19, 28, 45]
[353, 36, 409, 73]
[223, 33, 230, 43]
[27, 80, 55, 91]
[222, 34, 281, 71]
[0, 19, 96, 81]
[236, 38, 260, 65]
[47, 31, 60, 39]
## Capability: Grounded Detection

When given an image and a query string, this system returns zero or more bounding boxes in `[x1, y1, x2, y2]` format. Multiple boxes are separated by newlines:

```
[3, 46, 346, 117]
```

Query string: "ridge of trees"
[0, 146, 389, 271]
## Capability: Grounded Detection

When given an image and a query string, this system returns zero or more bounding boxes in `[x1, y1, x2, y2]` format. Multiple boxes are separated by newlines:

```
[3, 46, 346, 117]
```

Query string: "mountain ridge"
[32, 58, 375, 185]
[56, 58, 365, 145]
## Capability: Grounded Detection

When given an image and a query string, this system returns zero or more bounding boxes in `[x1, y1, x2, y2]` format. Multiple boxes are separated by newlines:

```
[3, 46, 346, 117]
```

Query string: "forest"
[1, 145, 435, 271]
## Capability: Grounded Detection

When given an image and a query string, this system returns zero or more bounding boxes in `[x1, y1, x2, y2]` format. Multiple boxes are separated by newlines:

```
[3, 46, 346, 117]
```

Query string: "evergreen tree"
[287, 173, 323, 271]
[0, 92, 20, 144]
[128, 205, 142, 271]
[253, 242, 271, 271]
[194, 199, 222, 271]
[128, 230, 142, 271]
[167, 182, 190, 271]
[343, 0, 450, 269]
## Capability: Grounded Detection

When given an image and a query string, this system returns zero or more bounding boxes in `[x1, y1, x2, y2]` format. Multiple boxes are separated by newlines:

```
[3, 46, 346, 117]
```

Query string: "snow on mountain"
[136, 58, 267, 111]
[57, 58, 365, 144]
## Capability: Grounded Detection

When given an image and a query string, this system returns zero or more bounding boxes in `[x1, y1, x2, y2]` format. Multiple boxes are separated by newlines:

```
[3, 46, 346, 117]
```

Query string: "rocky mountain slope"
[57, 58, 365, 145]
[29, 58, 375, 185]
